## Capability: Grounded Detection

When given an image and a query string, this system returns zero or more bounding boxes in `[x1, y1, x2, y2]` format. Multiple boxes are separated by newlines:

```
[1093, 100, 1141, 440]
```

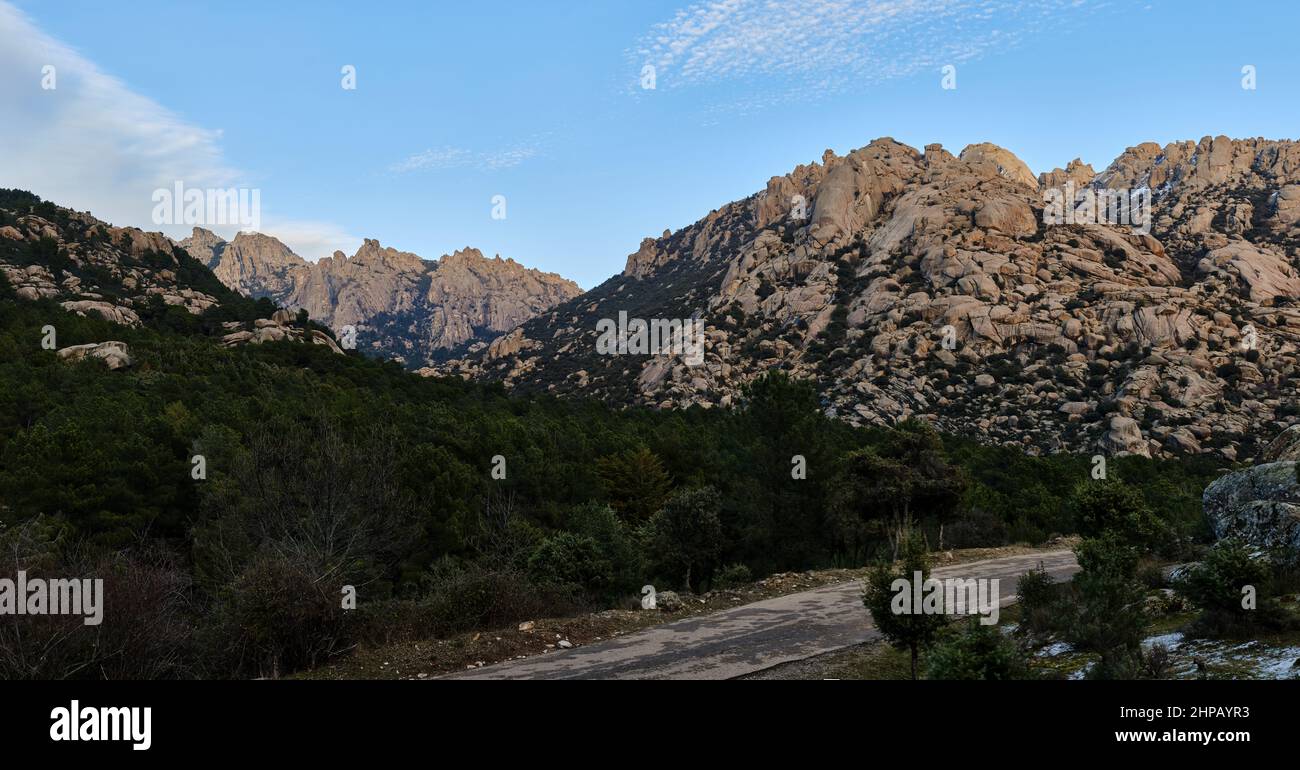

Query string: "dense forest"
[0, 259, 1224, 678]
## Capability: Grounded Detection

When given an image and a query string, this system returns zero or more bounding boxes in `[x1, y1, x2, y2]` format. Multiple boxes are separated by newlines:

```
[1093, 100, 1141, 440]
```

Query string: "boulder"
[1203, 461, 1300, 552]
[56, 341, 132, 370]
[1101, 416, 1150, 457]
[309, 329, 344, 355]
[973, 197, 1037, 237]
[1259, 424, 1300, 462]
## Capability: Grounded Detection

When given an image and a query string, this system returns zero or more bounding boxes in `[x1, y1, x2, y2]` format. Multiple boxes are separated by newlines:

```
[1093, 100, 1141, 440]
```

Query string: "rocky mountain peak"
[433, 135, 1300, 464]
[181, 228, 581, 365]
[1039, 158, 1097, 189]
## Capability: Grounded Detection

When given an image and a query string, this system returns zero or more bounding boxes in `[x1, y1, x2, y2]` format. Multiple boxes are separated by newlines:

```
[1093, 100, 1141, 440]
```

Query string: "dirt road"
[446, 550, 1079, 680]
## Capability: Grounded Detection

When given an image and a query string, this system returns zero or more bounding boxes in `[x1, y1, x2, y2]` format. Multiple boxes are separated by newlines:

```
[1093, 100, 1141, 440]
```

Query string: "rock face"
[1204, 469, 1300, 555]
[433, 136, 1300, 462]
[181, 229, 581, 365]
[1205, 426, 1300, 554]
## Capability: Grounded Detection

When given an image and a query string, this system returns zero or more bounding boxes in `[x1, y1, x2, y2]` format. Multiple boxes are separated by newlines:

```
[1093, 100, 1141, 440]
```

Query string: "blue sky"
[2, 0, 1297, 288]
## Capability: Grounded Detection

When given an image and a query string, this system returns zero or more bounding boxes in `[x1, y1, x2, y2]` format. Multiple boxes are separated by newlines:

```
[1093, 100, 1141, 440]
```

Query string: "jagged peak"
[1095, 136, 1300, 193]
[187, 226, 222, 243]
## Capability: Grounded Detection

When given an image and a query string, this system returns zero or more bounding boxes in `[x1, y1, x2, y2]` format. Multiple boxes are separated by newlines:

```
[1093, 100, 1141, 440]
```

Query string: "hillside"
[432, 137, 1300, 462]
[0, 184, 1225, 682]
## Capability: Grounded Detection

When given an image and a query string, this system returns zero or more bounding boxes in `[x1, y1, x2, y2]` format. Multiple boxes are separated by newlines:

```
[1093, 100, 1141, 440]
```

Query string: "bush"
[205, 554, 348, 679]
[1176, 538, 1288, 636]
[713, 563, 753, 590]
[927, 619, 1032, 680]
[1016, 565, 1065, 639]
[0, 520, 196, 680]
[1068, 479, 1164, 549]
[945, 507, 1008, 549]
[420, 564, 582, 638]
[566, 502, 641, 596]
[527, 532, 615, 594]
[862, 529, 947, 680]
[1062, 534, 1147, 679]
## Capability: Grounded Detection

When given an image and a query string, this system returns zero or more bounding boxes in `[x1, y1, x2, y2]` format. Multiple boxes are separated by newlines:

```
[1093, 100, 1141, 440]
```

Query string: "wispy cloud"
[260, 219, 364, 262]
[389, 143, 541, 174]
[632, 0, 1093, 108]
[0, 1, 358, 260]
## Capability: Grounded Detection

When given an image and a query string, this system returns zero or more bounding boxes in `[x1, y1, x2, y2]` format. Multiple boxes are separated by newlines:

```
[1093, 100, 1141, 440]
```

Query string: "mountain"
[433, 136, 1300, 462]
[2, 190, 225, 322]
[0, 189, 343, 353]
[181, 229, 582, 365]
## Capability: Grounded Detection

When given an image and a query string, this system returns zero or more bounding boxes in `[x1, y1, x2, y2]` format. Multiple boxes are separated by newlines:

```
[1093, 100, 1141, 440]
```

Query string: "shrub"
[1176, 538, 1288, 636]
[527, 532, 615, 594]
[0, 555, 196, 680]
[1015, 565, 1065, 639]
[205, 554, 348, 679]
[862, 529, 947, 680]
[1062, 534, 1147, 679]
[945, 507, 1008, 549]
[567, 502, 641, 595]
[713, 563, 753, 590]
[927, 619, 1032, 680]
[420, 564, 582, 637]
[0, 520, 196, 680]
[1068, 479, 1164, 549]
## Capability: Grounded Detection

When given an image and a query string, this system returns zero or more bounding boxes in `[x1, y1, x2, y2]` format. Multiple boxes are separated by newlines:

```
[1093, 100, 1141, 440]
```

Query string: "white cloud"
[389, 143, 540, 174]
[0, 2, 358, 260]
[261, 218, 364, 262]
[633, 0, 1092, 105]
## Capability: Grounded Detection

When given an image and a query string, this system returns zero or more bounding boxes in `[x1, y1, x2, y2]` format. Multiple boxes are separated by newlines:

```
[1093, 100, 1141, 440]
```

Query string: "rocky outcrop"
[959, 142, 1039, 190]
[56, 341, 132, 370]
[182, 229, 581, 365]
[1259, 425, 1300, 463]
[217, 310, 344, 354]
[433, 136, 1300, 462]
[0, 191, 346, 360]
[1, 191, 225, 323]
[1039, 158, 1096, 190]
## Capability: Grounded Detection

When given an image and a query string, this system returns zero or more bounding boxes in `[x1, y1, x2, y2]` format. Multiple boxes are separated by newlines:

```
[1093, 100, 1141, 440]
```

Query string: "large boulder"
[1203, 461, 1300, 553]
[1101, 415, 1150, 458]
[56, 341, 133, 370]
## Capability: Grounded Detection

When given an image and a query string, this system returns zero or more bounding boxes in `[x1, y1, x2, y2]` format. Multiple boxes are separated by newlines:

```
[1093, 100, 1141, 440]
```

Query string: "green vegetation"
[862, 530, 947, 680]
[1175, 538, 1298, 637]
[0, 239, 1224, 677]
[926, 619, 1032, 680]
